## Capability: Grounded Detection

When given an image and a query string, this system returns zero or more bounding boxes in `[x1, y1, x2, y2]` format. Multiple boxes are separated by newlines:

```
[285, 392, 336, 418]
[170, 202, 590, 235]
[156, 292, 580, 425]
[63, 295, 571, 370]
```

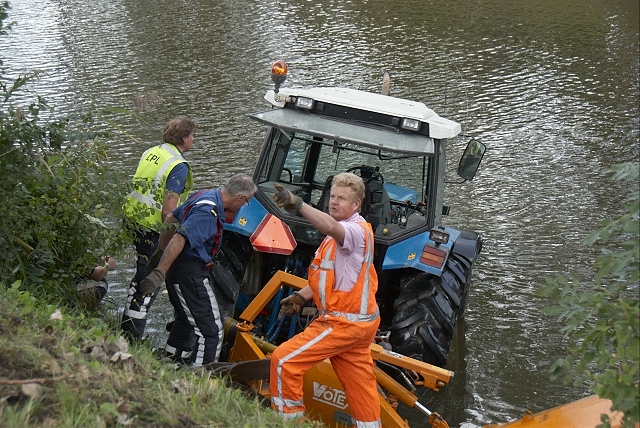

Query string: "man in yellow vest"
[270, 173, 382, 428]
[121, 116, 195, 341]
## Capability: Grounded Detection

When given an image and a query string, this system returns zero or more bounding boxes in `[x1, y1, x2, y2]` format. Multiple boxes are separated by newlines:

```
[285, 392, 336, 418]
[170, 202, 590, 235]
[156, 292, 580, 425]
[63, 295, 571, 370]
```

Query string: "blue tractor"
[215, 62, 485, 367]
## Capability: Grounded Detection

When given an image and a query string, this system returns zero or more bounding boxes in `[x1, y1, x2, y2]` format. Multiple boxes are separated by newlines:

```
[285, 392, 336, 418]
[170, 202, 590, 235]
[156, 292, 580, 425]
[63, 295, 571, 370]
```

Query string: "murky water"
[2, 0, 638, 426]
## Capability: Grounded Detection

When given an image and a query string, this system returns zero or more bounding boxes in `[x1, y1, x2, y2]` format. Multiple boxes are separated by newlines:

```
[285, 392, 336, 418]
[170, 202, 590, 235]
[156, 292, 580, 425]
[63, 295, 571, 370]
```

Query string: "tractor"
[214, 60, 485, 368]
[207, 61, 625, 428]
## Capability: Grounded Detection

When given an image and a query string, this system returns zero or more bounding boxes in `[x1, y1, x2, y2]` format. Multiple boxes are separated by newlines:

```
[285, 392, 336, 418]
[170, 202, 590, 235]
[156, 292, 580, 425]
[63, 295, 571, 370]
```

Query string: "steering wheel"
[281, 168, 293, 183]
[346, 165, 384, 185]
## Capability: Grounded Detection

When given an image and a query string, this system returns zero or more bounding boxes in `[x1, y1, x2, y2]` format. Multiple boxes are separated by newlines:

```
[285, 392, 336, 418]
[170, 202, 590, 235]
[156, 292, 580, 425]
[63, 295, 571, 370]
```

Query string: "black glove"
[277, 291, 307, 319]
[273, 183, 303, 213]
[139, 268, 165, 297]
[145, 249, 163, 276]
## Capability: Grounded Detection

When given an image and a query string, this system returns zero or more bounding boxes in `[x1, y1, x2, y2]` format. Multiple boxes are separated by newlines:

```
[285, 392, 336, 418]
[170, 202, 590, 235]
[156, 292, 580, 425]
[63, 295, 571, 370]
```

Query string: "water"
[2, 0, 638, 426]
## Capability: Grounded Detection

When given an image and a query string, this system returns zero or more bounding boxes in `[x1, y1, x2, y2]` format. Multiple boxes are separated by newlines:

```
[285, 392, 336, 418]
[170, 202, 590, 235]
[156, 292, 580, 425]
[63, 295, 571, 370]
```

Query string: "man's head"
[163, 116, 196, 152]
[328, 172, 365, 220]
[222, 173, 258, 212]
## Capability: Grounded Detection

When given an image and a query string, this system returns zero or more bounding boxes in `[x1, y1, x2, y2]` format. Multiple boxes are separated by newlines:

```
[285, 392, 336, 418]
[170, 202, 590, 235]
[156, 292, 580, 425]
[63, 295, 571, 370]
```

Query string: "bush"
[537, 162, 639, 428]
[0, 2, 133, 304]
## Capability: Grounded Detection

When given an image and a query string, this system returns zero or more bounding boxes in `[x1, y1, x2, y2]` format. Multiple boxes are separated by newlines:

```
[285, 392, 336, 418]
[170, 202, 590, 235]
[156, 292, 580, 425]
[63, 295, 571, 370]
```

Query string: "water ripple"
[1, 0, 637, 425]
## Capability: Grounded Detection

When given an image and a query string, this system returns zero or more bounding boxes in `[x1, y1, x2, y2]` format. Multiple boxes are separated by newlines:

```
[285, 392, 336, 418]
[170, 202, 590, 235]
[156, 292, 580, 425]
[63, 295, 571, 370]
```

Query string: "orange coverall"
[270, 221, 381, 428]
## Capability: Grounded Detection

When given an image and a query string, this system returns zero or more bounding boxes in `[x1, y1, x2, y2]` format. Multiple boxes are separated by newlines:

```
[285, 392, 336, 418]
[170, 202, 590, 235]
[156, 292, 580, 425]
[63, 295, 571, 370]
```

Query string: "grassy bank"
[0, 283, 319, 428]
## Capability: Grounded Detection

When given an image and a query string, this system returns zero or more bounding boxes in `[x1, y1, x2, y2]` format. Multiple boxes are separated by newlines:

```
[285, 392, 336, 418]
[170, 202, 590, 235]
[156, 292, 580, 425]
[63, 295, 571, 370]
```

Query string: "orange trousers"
[270, 315, 381, 427]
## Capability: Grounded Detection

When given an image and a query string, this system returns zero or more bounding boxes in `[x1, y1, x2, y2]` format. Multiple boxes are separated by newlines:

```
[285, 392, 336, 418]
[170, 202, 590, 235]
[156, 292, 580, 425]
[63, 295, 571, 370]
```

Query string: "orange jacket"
[308, 221, 379, 320]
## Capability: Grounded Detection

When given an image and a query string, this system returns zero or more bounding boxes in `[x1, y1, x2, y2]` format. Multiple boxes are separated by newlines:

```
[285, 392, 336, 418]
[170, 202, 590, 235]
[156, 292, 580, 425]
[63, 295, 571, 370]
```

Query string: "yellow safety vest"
[123, 143, 193, 231]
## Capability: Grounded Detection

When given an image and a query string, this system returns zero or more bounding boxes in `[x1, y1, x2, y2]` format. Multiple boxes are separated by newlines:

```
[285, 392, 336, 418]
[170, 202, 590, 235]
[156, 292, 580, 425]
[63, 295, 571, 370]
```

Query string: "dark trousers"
[164, 257, 225, 366]
[121, 227, 160, 340]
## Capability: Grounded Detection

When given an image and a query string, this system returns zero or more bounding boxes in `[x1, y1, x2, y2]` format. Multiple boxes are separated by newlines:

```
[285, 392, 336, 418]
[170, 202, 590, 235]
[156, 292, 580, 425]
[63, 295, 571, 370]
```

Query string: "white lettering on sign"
[312, 381, 348, 409]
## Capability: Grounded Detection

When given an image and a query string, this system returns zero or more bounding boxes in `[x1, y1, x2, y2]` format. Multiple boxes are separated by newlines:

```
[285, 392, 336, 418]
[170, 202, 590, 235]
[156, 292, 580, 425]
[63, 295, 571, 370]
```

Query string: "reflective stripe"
[319, 260, 334, 269]
[123, 288, 153, 319]
[354, 420, 382, 428]
[318, 263, 327, 311]
[319, 307, 379, 323]
[275, 410, 305, 421]
[193, 336, 206, 364]
[175, 276, 223, 366]
[360, 229, 374, 314]
[164, 343, 192, 359]
[201, 275, 223, 363]
[317, 244, 333, 311]
[275, 326, 333, 412]
[270, 396, 304, 408]
[123, 307, 147, 320]
[127, 153, 183, 204]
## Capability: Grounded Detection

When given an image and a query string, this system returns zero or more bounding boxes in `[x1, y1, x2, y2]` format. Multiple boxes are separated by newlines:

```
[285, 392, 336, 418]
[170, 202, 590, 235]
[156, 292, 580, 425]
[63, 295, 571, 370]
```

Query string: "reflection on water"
[2, 0, 638, 425]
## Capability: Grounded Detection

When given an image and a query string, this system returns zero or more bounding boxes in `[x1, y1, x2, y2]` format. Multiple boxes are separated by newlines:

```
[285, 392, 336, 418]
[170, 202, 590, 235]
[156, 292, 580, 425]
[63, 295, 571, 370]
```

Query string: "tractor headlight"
[400, 118, 421, 131]
[295, 97, 315, 110]
[429, 228, 450, 245]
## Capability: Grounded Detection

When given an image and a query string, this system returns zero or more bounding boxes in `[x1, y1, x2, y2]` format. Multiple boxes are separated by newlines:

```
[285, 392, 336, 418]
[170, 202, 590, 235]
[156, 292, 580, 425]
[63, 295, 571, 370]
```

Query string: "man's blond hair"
[332, 172, 365, 204]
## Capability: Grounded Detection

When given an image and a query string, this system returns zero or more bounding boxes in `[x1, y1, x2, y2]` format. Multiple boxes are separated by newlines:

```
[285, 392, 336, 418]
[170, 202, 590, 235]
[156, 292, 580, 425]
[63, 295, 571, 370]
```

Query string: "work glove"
[145, 249, 163, 276]
[278, 291, 307, 319]
[273, 183, 303, 214]
[139, 268, 165, 297]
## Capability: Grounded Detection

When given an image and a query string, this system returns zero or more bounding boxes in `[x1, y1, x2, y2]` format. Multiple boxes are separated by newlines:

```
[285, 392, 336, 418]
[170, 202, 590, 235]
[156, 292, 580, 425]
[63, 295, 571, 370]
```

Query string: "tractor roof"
[263, 87, 461, 140]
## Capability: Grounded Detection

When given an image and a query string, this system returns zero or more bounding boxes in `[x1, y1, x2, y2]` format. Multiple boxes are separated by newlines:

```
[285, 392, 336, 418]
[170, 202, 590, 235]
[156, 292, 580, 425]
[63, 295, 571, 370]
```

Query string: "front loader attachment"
[214, 270, 453, 428]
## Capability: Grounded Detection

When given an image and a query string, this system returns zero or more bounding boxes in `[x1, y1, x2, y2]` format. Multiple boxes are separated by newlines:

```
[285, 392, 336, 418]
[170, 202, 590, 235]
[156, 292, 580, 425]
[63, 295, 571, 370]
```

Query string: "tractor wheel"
[389, 253, 472, 366]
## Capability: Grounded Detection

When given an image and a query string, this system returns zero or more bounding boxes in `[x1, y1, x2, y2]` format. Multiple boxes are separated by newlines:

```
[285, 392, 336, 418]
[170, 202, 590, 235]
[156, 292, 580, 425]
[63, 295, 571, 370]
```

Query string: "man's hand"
[139, 268, 165, 297]
[277, 291, 307, 319]
[145, 249, 163, 276]
[273, 183, 303, 213]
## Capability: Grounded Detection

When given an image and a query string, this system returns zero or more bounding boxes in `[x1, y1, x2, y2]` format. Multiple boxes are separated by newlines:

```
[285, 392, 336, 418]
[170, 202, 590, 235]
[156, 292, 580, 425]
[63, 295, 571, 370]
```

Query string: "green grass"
[0, 283, 321, 428]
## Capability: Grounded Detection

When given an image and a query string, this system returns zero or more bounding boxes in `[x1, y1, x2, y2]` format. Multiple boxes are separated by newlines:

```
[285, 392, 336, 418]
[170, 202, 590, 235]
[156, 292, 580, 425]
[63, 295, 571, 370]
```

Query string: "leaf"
[49, 308, 63, 320]
[542, 161, 640, 425]
[83, 214, 107, 228]
[584, 229, 601, 245]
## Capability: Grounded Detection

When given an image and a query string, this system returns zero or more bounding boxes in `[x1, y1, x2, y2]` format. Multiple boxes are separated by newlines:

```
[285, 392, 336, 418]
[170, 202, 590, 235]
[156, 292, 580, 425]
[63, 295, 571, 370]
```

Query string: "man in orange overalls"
[270, 172, 381, 428]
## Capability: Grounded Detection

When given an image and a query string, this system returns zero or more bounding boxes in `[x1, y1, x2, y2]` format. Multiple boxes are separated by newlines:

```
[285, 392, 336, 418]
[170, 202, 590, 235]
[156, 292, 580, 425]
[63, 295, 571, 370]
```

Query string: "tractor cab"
[250, 84, 483, 245]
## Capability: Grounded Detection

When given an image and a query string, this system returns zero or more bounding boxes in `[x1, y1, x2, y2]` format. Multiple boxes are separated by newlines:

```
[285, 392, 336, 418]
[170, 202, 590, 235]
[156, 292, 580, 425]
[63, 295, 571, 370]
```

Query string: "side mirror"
[457, 139, 486, 181]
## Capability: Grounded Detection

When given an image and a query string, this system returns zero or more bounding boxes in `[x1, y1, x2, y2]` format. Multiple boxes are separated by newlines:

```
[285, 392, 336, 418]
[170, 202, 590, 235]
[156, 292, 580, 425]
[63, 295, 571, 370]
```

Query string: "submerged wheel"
[389, 252, 473, 366]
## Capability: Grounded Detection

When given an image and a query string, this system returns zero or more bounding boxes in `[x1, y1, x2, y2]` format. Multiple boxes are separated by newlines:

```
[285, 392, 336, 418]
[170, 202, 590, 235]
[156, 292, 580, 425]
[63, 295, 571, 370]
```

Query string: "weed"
[0, 284, 321, 428]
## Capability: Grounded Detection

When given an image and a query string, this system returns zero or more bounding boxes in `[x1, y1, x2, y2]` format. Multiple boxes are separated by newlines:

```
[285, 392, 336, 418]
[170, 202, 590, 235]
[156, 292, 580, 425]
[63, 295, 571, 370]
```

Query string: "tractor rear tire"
[389, 253, 472, 366]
